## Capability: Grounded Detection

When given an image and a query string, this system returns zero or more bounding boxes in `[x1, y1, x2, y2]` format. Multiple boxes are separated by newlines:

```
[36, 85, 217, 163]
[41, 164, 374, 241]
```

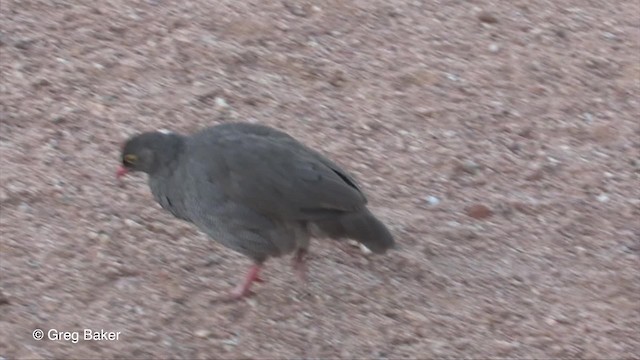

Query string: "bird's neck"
[150, 133, 186, 177]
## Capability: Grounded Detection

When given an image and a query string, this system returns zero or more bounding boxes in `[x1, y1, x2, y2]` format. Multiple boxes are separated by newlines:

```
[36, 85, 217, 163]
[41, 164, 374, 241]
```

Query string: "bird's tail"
[315, 208, 395, 254]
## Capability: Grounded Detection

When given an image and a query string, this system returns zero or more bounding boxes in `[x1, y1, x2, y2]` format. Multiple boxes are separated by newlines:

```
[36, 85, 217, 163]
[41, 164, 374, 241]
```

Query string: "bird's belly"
[190, 206, 306, 260]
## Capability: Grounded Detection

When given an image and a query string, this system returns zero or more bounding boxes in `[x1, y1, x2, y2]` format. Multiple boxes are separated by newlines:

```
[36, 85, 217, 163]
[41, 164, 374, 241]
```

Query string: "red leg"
[229, 264, 262, 299]
[292, 249, 308, 283]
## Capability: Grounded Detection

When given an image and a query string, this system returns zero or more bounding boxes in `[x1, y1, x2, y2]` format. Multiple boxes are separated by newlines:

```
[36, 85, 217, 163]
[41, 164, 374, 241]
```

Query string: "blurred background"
[1, 0, 639, 358]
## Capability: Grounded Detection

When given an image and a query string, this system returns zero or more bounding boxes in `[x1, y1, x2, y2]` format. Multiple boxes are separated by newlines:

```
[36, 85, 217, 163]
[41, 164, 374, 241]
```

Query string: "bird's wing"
[201, 131, 367, 220]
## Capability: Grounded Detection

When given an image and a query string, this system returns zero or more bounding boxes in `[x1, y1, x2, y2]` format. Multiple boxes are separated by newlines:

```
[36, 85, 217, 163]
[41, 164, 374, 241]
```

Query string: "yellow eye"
[124, 154, 138, 164]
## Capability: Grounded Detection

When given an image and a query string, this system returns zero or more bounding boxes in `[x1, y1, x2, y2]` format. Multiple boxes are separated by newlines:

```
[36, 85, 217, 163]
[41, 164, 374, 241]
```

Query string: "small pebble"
[582, 112, 594, 123]
[546, 157, 560, 165]
[596, 194, 609, 203]
[446, 73, 459, 82]
[194, 329, 210, 338]
[14, 38, 34, 50]
[214, 97, 228, 108]
[18, 202, 31, 213]
[489, 43, 500, 53]
[425, 195, 440, 206]
[478, 11, 498, 24]
[0, 189, 8, 202]
[574, 246, 587, 256]
[466, 204, 493, 219]
[525, 168, 545, 181]
[0, 290, 10, 305]
[51, 115, 65, 124]
[494, 339, 520, 353]
[124, 219, 140, 227]
[98, 233, 110, 242]
[222, 337, 238, 346]
[461, 160, 481, 174]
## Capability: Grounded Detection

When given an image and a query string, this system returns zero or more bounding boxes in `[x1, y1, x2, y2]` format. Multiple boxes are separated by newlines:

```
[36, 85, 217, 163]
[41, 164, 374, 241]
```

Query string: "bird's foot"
[227, 264, 262, 300]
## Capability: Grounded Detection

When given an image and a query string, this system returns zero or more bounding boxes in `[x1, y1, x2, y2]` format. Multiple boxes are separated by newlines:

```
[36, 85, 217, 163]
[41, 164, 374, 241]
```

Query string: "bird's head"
[117, 130, 184, 179]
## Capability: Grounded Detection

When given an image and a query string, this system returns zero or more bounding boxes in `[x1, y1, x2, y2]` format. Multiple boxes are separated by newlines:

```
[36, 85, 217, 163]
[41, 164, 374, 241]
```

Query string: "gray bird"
[117, 123, 394, 299]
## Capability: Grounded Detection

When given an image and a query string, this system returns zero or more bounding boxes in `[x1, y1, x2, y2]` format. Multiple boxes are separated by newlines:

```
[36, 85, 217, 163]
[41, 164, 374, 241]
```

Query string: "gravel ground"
[1, 0, 639, 358]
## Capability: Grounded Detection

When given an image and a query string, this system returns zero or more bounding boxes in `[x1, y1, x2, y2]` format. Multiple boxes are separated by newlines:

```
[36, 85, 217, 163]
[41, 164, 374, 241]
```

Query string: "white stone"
[194, 330, 210, 338]
[425, 195, 440, 206]
[214, 97, 228, 108]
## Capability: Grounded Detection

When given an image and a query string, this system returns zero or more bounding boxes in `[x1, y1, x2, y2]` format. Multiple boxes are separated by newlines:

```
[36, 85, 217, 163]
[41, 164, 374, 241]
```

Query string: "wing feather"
[192, 125, 367, 220]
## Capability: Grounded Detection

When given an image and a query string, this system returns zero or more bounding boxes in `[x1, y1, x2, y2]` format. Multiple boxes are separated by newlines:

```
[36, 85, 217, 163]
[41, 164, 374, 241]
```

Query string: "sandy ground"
[1, 0, 639, 358]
